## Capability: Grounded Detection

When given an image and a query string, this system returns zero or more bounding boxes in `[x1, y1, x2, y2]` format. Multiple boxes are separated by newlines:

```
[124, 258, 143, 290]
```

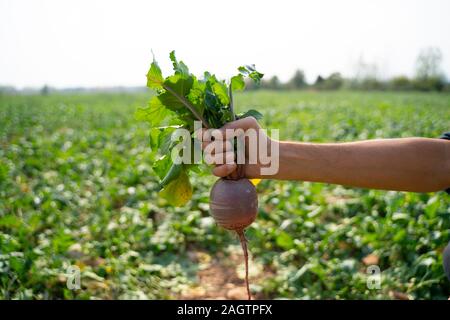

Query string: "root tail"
[237, 229, 251, 300]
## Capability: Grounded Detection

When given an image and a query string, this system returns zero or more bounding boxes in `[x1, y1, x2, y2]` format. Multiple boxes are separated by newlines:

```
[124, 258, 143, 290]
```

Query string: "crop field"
[0, 90, 449, 300]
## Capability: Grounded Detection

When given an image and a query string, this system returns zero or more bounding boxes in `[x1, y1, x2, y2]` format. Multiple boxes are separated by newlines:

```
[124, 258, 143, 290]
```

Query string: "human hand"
[197, 117, 277, 178]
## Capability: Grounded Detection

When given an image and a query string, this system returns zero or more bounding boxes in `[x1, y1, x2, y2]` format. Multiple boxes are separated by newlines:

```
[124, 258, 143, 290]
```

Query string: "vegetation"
[0, 91, 449, 299]
[137, 51, 263, 206]
[251, 47, 449, 92]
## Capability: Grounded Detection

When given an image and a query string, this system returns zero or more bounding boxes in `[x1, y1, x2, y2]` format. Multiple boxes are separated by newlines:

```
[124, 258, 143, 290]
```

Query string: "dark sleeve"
[440, 132, 450, 194]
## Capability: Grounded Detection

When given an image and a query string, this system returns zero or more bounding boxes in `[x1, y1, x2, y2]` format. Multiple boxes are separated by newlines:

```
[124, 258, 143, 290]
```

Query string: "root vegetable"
[210, 178, 258, 299]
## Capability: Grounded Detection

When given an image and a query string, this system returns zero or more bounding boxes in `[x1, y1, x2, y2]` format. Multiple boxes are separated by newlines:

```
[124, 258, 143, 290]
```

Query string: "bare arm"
[201, 117, 450, 193]
[273, 138, 450, 192]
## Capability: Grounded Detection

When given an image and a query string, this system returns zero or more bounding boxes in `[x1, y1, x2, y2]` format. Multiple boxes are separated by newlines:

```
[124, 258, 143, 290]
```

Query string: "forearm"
[272, 138, 450, 192]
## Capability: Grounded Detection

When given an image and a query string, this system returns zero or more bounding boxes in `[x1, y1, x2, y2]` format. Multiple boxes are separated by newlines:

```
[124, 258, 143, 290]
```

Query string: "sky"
[1, 0, 449, 88]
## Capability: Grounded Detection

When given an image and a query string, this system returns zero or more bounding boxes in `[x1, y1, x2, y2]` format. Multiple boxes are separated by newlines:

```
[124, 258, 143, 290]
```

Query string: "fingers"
[221, 116, 259, 132]
[205, 149, 238, 177]
[195, 128, 218, 141]
[195, 117, 260, 178]
[212, 163, 237, 177]
[204, 151, 235, 165]
[195, 117, 259, 141]
[219, 116, 259, 140]
[202, 139, 233, 153]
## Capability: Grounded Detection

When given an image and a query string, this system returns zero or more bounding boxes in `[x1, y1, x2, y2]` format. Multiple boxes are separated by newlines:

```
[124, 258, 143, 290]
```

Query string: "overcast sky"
[1, 0, 449, 88]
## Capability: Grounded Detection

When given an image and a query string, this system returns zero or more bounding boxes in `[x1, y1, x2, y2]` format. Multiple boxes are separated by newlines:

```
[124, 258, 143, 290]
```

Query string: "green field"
[0, 91, 449, 299]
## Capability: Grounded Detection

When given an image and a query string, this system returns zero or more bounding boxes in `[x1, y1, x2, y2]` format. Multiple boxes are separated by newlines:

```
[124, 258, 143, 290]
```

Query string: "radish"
[210, 178, 258, 300]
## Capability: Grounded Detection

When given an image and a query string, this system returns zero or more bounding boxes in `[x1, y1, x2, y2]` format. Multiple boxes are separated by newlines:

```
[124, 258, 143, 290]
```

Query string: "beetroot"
[210, 178, 258, 299]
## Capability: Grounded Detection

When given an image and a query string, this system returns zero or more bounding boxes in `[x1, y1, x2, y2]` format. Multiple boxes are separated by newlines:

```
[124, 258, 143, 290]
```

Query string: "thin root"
[237, 229, 251, 300]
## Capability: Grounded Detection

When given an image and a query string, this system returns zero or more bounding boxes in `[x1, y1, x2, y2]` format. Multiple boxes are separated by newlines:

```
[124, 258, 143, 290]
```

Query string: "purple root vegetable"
[209, 178, 258, 300]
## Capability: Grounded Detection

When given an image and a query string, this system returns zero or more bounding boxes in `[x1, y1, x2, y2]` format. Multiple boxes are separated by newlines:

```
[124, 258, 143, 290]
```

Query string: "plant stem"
[229, 85, 236, 121]
[227, 85, 245, 180]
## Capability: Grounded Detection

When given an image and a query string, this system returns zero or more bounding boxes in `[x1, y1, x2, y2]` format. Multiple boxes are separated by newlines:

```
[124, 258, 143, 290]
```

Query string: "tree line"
[247, 47, 449, 92]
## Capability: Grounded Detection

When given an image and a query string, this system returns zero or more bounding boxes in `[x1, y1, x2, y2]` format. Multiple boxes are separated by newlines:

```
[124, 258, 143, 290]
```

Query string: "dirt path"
[178, 247, 271, 300]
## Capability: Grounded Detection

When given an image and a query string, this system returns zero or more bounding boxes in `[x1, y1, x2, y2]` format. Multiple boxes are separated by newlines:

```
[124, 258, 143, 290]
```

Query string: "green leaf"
[231, 74, 245, 91]
[159, 163, 182, 190]
[0, 214, 21, 228]
[148, 126, 178, 154]
[149, 127, 161, 152]
[212, 81, 229, 105]
[238, 65, 264, 84]
[152, 155, 172, 180]
[237, 109, 263, 120]
[220, 109, 233, 124]
[185, 162, 208, 174]
[146, 60, 164, 89]
[204, 86, 220, 111]
[159, 73, 208, 130]
[393, 229, 407, 243]
[203, 96, 222, 128]
[187, 78, 206, 116]
[159, 75, 194, 111]
[160, 169, 193, 206]
[169, 50, 190, 76]
[276, 231, 294, 250]
[203, 71, 212, 80]
[238, 66, 247, 73]
[159, 127, 177, 154]
[141, 51, 264, 208]
[135, 96, 172, 127]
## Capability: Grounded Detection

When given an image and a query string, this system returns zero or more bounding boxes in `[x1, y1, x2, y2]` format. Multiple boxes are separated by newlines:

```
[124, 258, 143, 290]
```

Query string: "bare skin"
[199, 117, 450, 193]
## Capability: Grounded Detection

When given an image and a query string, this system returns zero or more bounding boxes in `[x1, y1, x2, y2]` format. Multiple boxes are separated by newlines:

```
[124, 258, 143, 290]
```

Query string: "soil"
[178, 248, 271, 300]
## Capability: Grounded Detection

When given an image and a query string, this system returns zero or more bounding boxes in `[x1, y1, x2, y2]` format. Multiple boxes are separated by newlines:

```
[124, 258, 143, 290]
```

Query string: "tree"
[261, 75, 282, 90]
[288, 69, 307, 89]
[415, 47, 443, 80]
[40, 85, 50, 95]
[268, 75, 281, 90]
[414, 47, 445, 91]
[389, 76, 412, 91]
[354, 55, 379, 82]
[314, 73, 343, 90]
[324, 73, 344, 90]
[351, 55, 383, 90]
[314, 75, 325, 86]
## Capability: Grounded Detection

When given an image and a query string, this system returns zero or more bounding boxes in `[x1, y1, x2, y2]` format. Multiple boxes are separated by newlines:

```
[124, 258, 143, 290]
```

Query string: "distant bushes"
[248, 47, 449, 92]
[2, 47, 448, 94]
[246, 69, 448, 92]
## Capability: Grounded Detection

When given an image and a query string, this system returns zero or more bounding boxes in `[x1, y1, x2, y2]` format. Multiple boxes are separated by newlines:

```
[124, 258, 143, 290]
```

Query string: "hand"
[197, 117, 275, 178]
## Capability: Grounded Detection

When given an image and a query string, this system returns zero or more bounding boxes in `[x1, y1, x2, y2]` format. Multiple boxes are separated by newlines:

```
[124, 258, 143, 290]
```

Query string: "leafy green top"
[136, 51, 263, 206]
